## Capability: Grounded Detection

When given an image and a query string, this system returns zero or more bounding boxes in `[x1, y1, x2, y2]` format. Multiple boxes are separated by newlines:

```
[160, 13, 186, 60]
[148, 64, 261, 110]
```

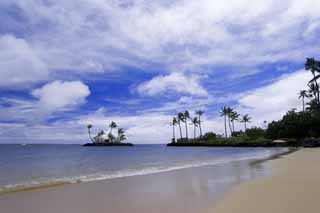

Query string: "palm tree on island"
[230, 110, 240, 133]
[177, 112, 184, 140]
[191, 117, 199, 139]
[183, 110, 190, 139]
[195, 110, 204, 137]
[220, 106, 229, 138]
[87, 124, 94, 143]
[109, 121, 117, 135]
[84, 122, 132, 146]
[171, 117, 178, 142]
[241, 114, 251, 131]
[299, 90, 308, 112]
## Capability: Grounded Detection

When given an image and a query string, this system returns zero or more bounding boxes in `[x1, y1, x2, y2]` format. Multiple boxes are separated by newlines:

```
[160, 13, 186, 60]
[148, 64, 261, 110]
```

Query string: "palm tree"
[299, 90, 308, 112]
[195, 110, 204, 137]
[308, 83, 319, 104]
[229, 111, 240, 132]
[226, 107, 234, 135]
[220, 107, 229, 138]
[241, 114, 252, 131]
[87, 124, 94, 143]
[117, 128, 126, 142]
[109, 121, 117, 135]
[171, 117, 178, 142]
[183, 110, 190, 139]
[305, 58, 320, 104]
[177, 112, 184, 140]
[191, 117, 199, 139]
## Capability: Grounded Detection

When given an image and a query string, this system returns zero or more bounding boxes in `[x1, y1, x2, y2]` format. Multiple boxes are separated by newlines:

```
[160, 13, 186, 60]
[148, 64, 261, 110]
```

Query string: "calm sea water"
[0, 144, 288, 192]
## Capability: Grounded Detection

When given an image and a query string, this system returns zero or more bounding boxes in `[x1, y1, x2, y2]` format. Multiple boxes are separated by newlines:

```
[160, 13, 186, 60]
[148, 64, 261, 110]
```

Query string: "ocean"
[0, 144, 288, 193]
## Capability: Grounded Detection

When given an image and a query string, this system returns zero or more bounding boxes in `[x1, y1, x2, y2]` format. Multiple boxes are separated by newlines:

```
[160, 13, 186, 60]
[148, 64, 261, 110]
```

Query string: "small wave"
[0, 149, 287, 194]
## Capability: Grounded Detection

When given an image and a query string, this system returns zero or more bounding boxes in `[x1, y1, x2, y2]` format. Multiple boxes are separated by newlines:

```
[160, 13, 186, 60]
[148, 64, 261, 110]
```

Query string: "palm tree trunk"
[178, 122, 183, 139]
[244, 122, 247, 131]
[185, 122, 189, 139]
[303, 97, 305, 112]
[88, 129, 94, 143]
[224, 115, 228, 138]
[194, 125, 196, 139]
[172, 125, 175, 140]
[232, 121, 235, 132]
[198, 116, 203, 137]
[228, 116, 233, 136]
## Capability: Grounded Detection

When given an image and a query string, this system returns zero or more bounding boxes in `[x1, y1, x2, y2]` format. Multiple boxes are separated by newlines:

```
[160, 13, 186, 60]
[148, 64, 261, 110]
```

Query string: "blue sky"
[0, 0, 320, 144]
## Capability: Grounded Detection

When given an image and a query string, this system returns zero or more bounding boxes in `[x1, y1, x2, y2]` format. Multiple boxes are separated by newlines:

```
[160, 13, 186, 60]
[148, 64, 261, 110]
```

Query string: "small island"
[168, 58, 320, 148]
[83, 121, 133, 146]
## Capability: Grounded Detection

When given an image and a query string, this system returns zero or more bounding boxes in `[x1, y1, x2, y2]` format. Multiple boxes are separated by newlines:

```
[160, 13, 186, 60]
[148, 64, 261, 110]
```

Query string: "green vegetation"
[85, 121, 130, 145]
[169, 58, 320, 147]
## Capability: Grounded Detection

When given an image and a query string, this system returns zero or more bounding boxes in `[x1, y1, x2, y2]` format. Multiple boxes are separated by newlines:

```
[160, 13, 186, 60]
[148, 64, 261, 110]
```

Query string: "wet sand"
[213, 149, 320, 213]
[0, 158, 268, 213]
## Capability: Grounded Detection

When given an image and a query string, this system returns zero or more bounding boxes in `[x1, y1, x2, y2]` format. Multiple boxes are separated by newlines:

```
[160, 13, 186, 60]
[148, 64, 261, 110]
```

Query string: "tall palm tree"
[299, 90, 308, 112]
[183, 110, 190, 139]
[171, 117, 178, 141]
[177, 112, 184, 139]
[191, 117, 199, 139]
[220, 107, 229, 138]
[241, 114, 252, 131]
[87, 124, 94, 143]
[230, 111, 240, 132]
[195, 110, 204, 137]
[109, 121, 117, 135]
[226, 107, 234, 135]
[305, 58, 320, 104]
[117, 128, 126, 142]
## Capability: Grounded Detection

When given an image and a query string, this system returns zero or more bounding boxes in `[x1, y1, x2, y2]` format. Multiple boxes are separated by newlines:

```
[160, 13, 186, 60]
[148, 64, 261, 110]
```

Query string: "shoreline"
[212, 148, 320, 213]
[0, 147, 291, 196]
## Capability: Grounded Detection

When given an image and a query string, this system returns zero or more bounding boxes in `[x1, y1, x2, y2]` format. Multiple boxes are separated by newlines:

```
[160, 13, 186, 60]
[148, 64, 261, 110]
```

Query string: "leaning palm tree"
[226, 107, 234, 135]
[308, 83, 319, 104]
[220, 107, 229, 138]
[241, 114, 252, 131]
[229, 111, 240, 132]
[171, 117, 178, 142]
[191, 117, 199, 139]
[195, 110, 204, 137]
[109, 121, 117, 135]
[183, 110, 190, 139]
[305, 58, 320, 104]
[299, 90, 308, 112]
[87, 124, 94, 143]
[177, 112, 184, 140]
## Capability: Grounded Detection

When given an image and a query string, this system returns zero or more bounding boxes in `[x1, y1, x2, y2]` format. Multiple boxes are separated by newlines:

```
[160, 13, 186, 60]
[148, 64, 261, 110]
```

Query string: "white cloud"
[1, 0, 319, 83]
[0, 34, 48, 87]
[137, 72, 208, 96]
[0, 81, 90, 123]
[32, 80, 90, 112]
[238, 70, 313, 125]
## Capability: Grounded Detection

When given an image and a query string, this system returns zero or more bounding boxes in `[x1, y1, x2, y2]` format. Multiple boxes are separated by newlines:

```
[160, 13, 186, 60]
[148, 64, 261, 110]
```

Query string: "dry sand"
[213, 148, 320, 213]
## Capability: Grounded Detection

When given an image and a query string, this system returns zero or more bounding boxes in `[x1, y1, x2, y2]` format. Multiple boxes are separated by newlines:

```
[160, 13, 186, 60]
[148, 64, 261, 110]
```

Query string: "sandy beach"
[214, 148, 320, 213]
[1, 148, 319, 213]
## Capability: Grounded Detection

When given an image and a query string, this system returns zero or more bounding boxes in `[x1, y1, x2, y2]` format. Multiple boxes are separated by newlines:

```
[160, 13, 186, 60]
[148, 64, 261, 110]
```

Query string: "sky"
[0, 0, 320, 144]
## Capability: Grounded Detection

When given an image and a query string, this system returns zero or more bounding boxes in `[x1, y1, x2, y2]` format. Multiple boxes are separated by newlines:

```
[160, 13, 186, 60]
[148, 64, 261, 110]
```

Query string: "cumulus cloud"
[0, 81, 90, 123]
[32, 80, 90, 112]
[0, 34, 48, 87]
[137, 72, 208, 96]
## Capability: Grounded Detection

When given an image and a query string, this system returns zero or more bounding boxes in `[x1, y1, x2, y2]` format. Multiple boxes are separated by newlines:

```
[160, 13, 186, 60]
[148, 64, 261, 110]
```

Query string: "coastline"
[213, 148, 320, 213]
[0, 147, 289, 213]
